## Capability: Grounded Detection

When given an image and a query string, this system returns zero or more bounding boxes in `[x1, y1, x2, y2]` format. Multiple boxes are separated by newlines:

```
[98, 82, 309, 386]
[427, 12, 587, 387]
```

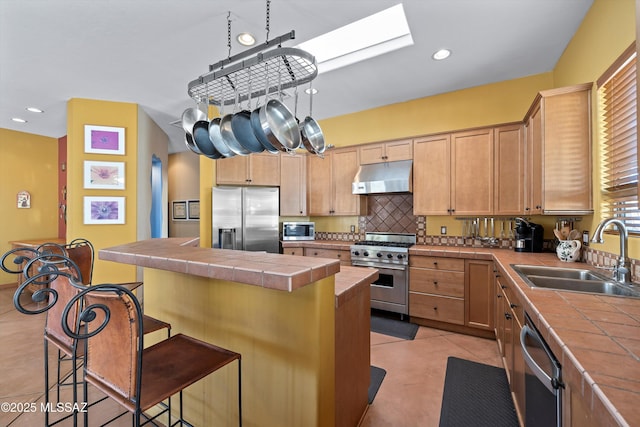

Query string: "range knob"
[353, 250, 360, 256]
[376, 253, 383, 258]
[363, 251, 369, 257]
[387, 253, 393, 259]
[397, 254, 404, 260]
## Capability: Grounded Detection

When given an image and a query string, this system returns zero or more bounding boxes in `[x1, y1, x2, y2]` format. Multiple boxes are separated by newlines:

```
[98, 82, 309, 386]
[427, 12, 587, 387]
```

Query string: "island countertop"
[99, 238, 340, 292]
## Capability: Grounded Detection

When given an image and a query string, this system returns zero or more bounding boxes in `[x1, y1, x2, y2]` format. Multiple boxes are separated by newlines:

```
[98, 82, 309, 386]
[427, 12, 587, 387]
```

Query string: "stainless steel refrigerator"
[212, 186, 280, 253]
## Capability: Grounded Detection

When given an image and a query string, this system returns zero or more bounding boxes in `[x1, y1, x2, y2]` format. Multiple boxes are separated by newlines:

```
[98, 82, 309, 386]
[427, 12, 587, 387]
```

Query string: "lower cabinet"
[284, 247, 304, 256]
[495, 273, 525, 425]
[409, 255, 494, 335]
[303, 248, 351, 266]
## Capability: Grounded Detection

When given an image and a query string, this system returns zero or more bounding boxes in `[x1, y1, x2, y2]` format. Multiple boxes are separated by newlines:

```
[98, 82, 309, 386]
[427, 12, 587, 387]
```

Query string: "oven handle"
[520, 325, 560, 394]
[351, 262, 407, 271]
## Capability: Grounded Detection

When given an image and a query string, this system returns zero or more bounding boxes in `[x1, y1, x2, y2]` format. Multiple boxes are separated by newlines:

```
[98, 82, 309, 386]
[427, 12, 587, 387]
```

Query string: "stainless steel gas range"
[350, 232, 416, 316]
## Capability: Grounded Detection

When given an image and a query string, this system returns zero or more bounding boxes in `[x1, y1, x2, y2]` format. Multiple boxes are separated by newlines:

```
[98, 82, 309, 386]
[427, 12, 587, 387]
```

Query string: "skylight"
[296, 4, 413, 74]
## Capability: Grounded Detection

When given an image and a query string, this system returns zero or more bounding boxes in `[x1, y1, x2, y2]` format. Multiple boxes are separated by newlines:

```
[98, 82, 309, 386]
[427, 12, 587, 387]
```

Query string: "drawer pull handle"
[314, 252, 318, 256]
[433, 306, 438, 310]
[433, 281, 438, 286]
[433, 262, 438, 266]
[510, 303, 518, 309]
[501, 285, 507, 289]
[337, 254, 341, 258]
[504, 312, 512, 320]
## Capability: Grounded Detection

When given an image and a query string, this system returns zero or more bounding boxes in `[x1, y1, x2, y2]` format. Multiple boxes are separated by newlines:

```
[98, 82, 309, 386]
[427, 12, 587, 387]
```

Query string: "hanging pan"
[231, 69, 264, 153]
[250, 63, 280, 153]
[258, 64, 300, 151]
[220, 84, 250, 156]
[300, 83, 325, 154]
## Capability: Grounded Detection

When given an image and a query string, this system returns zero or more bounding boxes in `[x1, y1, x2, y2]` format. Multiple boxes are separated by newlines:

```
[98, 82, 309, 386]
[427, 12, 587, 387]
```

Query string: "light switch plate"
[440, 226, 447, 235]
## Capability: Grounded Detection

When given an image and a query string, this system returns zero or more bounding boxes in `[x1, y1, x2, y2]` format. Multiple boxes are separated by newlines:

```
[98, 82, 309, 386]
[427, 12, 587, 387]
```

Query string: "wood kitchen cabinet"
[304, 248, 351, 266]
[465, 260, 494, 331]
[284, 247, 304, 256]
[307, 147, 366, 216]
[280, 153, 307, 216]
[495, 273, 525, 424]
[494, 124, 525, 215]
[523, 83, 593, 214]
[409, 256, 465, 325]
[216, 152, 280, 186]
[413, 128, 494, 215]
[358, 139, 413, 164]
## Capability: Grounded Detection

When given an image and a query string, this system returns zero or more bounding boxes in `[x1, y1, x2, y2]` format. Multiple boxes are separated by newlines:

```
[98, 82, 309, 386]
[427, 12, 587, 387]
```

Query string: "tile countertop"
[99, 238, 340, 292]
[288, 240, 639, 426]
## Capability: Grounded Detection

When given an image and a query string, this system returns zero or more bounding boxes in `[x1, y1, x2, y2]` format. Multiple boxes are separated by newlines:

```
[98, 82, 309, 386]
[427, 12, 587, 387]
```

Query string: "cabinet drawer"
[304, 248, 351, 262]
[409, 293, 464, 325]
[284, 247, 304, 256]
[497, 277, 524, 326]
[409, 268, 464, 297]
[410, 256, 464, 271]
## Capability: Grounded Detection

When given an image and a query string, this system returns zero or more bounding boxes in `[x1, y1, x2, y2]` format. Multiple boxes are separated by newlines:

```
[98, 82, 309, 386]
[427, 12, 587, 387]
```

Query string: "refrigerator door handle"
[219, 228, 237, 250]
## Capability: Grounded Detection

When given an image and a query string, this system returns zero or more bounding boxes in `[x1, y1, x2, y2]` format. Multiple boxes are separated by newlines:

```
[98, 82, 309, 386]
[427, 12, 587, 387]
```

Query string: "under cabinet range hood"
[352, 160, 413, 194]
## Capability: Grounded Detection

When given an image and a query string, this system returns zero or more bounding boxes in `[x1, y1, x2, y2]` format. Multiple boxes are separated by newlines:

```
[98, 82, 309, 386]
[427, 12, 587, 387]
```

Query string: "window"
[597, 42, 639, 233]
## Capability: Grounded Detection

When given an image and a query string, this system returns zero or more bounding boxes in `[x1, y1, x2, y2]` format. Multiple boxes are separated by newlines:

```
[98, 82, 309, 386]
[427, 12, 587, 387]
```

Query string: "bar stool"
[62, 282, 242, 426]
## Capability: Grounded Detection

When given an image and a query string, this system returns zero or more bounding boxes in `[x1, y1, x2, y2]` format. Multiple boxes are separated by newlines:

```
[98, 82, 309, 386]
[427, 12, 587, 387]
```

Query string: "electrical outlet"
[350, 225, 356, 233]
[440, 226, 447, 235]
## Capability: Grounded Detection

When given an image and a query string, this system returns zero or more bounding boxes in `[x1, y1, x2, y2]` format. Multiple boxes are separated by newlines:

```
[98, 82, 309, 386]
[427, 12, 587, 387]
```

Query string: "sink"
[511, 264, 640, 298]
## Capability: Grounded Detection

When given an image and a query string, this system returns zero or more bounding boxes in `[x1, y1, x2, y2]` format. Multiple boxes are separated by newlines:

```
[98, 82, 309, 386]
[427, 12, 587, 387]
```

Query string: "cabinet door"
[451, 128, 494, 215]
[307, 152, 333, 215]
[543, 88, 592, 213]
[385, 139, 413, 162]
[465, 260, 495, 331]
[494, 124, 525, 215]
[526, 103, 543, 214]
[359, 143, 385, 164]
[249, 153, 280, 186]
[216, 155, 249, 185]
[332, 147, 363, 215]
[280, 154, 307, 216]
[413, 134, 451, 215]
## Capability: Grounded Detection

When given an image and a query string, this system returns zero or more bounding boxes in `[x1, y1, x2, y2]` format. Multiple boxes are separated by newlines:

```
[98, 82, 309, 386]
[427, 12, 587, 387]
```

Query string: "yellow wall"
[66, 98, 138, 284]
[0, 129, 58, 284]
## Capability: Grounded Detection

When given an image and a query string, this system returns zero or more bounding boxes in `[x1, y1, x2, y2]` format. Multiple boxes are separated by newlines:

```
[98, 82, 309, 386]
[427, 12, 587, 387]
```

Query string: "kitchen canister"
[556, 240, 582, 262]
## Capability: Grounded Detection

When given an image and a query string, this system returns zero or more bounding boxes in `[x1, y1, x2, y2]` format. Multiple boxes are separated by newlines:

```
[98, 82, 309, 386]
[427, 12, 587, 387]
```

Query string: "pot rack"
[187, 30, 318, 107]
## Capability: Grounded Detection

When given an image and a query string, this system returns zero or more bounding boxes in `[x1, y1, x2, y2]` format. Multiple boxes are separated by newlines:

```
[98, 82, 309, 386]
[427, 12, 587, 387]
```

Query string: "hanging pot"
[220, 113, 250, 156]
[231, 110, 265, 153]
[184, 132, 202, 155]
[300, 116, 325, 154]
[209, 117, 235, 158]
[192, 120, 219, 157]
[258, 99, 301, 151]
[250, 107, 280, 153]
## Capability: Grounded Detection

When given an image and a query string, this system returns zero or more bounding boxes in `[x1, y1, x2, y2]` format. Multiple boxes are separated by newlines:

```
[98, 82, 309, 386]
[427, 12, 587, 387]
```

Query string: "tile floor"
[0, 286, 502, 426]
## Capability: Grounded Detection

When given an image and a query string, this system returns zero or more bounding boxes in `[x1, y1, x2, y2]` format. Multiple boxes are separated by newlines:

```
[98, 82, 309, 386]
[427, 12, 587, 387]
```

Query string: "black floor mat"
[368, 365, 386, 404]
[370, 313, 419, 340]
[439, 357, 518, 427]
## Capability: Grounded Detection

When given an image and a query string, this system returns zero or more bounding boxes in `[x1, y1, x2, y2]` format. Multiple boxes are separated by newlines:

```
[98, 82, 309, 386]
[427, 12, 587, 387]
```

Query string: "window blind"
[598, 43, 639, 233]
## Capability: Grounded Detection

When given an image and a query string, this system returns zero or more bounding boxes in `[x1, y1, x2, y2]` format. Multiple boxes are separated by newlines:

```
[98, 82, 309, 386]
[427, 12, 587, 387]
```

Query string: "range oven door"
[352, 263, 408, 314]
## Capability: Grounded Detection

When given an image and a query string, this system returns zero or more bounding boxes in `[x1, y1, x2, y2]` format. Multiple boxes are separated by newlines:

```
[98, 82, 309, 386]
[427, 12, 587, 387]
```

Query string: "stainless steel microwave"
[282, 222, 315, 241]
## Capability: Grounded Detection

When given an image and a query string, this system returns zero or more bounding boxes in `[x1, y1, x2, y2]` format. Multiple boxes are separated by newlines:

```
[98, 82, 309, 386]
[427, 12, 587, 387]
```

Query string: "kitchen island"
[99, 238, 376, 427]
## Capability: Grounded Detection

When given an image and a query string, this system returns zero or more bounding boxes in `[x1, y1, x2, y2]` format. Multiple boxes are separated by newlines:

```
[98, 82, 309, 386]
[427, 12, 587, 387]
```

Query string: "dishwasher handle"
[520, 325, 563, 394]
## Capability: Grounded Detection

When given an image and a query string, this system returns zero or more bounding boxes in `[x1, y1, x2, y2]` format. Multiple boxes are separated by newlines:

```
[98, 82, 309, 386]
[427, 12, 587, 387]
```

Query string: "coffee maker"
[514, 218, 544, 252]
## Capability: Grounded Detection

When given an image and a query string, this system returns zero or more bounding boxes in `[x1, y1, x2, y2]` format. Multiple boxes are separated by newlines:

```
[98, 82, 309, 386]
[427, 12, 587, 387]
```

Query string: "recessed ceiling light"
[305, 88, 318, 95]
[237, 32, 256, 46]
[11, 117, 27, 123]
[432, 49, 451, 60]
[296, 4, 413, 74]
[26, 107, 44, 113]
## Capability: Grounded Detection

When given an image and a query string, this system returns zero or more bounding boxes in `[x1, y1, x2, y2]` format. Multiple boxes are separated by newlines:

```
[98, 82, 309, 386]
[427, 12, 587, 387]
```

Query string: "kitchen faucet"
[591, 218, 632, 285]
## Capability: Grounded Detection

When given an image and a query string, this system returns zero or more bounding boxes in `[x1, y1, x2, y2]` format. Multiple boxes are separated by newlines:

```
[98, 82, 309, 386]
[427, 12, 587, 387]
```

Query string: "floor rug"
[371, 313, 419, 340]
[368, 366, 386, 404]
[439, 357, 518, 427]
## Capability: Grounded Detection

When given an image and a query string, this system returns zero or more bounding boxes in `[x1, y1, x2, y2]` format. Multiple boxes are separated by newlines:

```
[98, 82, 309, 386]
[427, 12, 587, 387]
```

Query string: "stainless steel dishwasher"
[520, 312, 564, 427]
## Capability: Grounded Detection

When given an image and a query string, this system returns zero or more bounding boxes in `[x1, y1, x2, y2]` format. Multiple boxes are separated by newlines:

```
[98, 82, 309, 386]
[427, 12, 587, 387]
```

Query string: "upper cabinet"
[308, 147, 366, 216]
[494, 124, 525, 215]
[280, 153, 307, 216]
[216, 152, 281, 186]
[414, 128, 494, 215]
[523, 83, 593, 214]
[359, 139, 413, 164]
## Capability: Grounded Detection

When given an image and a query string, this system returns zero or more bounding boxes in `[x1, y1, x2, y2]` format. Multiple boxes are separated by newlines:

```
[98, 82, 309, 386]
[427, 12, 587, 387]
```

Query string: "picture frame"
[84, 125, 125, 155]
[84, 160, 125, 189]
[172, 200, 187, 220]
[187, 200, 200, 220]
[84, 196, 125, 224]
[17, 190, 31, 209]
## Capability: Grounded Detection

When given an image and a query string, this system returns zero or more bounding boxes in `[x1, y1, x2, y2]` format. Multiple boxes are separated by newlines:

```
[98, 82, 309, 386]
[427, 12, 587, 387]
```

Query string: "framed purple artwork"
[84, 125, 125, 155]
[84, 196, 125, 224]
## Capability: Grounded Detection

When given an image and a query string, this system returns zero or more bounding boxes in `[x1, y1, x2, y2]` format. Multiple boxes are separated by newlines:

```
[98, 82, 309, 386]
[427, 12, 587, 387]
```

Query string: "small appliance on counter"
[514, 217, 544, 252]
[282, 222, 315, 241]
